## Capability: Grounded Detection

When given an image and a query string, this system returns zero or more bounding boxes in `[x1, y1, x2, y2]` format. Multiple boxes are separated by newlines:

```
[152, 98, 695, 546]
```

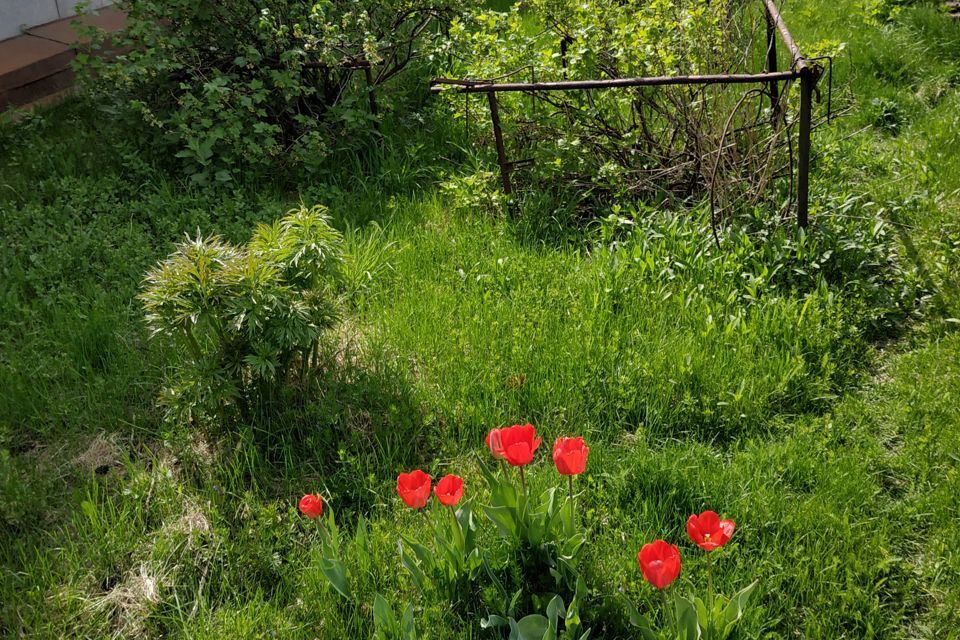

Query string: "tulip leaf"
[467, 547, 483, 573]
[674, 595, 701, 640]
[477, 456, 499, 487]
[621, 594, 658, 640]
[694, 596, 709, 629]
[478, 457, 519, 509]
[401, 603, 417, 640]
[508, 589, 523, 617]
[561, 498, 576, 537]
[435, 533, 461, 573]
[482, 551, 508, 598]
[509, 614, 550, 640]
[457, 504, 477, 549]
[481, 614, 508, 629]
[527, 511, 547, 546]
[560, 535, 586, 561]
[398, 542, 427, 593]
[402, 536, 435, 568]
[719, 580, 758, 638]
[319, 556, 351, 600]
[546, 594, 565, 629]
[322, 509, 340, 551]
[565, 576, 586, 632]
[373, 594, 397, 634]
[544, 487, 559, 518]
[549, 566, 563, 585]
[484, 505, 519, 539]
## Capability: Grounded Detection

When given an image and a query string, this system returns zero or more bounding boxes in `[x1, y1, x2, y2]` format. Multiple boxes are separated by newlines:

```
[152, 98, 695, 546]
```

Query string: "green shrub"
[79, 0, 457, 183]
[140, 205, 344, 426]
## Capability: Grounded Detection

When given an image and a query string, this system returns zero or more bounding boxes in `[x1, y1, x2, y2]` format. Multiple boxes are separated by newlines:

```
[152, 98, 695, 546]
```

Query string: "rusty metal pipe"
[430, 70, 801, 94]
[761, 0, 808, 71]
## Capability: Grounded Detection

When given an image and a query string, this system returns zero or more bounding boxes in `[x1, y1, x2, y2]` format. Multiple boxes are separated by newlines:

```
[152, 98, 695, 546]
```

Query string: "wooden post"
[363, 66, 380, 133]
[487, 91, 512, 194]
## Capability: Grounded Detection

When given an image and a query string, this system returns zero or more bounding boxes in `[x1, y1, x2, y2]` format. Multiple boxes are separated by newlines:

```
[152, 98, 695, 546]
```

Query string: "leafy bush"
[867, 97, 906, 133]
[80, 0, 457, 182]
[600, 202, 920, 339]
[735, 201, 921, 335]
[140, 205, 344, 426]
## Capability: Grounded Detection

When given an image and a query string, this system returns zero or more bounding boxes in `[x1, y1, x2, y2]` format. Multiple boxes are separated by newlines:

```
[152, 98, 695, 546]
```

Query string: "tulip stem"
[661, 588, 674, 634]
[707, 552, 714, 639]
[424, 506, 441, 542]
[448, 505, 464, 551]
[567, 475, 575, 533]
[519, 466, 527, 495]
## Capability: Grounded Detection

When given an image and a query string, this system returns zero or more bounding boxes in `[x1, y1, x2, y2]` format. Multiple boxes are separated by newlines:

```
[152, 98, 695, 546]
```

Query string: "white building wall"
[0, 0, 112, 41]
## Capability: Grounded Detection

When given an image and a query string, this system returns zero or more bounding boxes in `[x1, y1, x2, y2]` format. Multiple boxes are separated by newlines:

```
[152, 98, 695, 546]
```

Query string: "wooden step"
[0, 36, 73, 95]
[0, 8, 126, 111]
[25, 7, 127, 45]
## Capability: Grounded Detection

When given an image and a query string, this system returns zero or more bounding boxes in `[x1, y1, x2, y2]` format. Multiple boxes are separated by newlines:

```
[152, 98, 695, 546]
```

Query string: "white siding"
[0, 0, 113, 41]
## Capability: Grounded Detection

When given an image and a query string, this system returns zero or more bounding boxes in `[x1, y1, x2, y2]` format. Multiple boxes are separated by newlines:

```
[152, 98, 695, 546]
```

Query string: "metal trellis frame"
[430, 0, 824, 228]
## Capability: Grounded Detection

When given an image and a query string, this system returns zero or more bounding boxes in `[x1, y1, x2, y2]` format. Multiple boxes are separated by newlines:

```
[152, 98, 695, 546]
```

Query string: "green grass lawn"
[2, 0, 960, 637]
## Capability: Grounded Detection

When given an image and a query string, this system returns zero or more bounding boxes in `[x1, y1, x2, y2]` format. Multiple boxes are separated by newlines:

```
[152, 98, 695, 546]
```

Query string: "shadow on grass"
[201, 339, 435, 521]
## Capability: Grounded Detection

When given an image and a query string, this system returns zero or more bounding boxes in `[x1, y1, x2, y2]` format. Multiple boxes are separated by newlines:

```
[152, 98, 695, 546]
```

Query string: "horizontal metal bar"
[761, 0, 809, 72]
[430, 70, 802, 94]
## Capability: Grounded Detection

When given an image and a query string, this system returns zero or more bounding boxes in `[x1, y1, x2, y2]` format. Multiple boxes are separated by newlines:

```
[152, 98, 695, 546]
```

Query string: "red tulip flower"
[397, 470, 432, 509]
[298, 493, 324, 519]
[499, 423, 542, 467]
[486, 428, 507, 460]
[552, 436, 589, 476]
[687, 511, 735, 551]
[434, 474, 465, 507]
[638, 540, 682, 590]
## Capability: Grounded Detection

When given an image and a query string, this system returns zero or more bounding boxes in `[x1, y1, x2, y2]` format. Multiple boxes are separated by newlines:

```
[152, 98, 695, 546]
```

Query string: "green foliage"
[78, 0, 456, 182]
[140, 204, 345, 426]
[5, 0, 960, 636]
[398, 503, 485, 600]
[625, 581, 757, 640]
[860, 0, 911, 24]
[480, 462, 584, 587]
[483, 578, 590, 640]
[442, 0, 784, 204]
[373, 594, 418, 640]
[867, 97, 906, 132]
[440, 170, 507, 215]
[311, 510, 353, 599]
[370, 201, 914, 442]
